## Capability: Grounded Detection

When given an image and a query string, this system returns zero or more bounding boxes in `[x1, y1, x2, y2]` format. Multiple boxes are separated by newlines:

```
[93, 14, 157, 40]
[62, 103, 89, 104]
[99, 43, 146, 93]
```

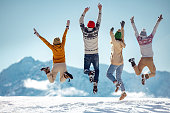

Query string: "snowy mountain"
[0, 57, 170, 98]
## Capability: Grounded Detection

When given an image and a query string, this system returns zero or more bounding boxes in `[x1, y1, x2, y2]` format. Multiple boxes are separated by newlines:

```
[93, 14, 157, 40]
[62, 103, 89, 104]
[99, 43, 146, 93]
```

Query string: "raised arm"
[96, 3, 102, 29]
[151, 14, 163, 37]
[120, 21, 126, 48]
[110, 27, 116, 44]
[120, 21, 125, 42]
[130, 16, 139, 38]
[33, 28, 53, 50]
[61, 20, 70, 47]
[79, 7, 89, 30]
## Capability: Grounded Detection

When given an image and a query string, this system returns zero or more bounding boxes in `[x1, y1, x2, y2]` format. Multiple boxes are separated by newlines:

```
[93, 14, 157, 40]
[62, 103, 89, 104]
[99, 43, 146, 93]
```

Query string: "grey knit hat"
[140, 29, 147, 37]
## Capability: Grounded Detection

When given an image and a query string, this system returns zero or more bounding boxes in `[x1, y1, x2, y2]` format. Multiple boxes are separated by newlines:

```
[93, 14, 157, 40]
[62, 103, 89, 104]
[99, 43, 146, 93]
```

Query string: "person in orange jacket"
[33, 20, 73, 83]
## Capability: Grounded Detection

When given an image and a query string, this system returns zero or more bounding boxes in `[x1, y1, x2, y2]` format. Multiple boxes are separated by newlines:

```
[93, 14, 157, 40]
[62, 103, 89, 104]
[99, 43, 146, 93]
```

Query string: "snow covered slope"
[0, 57, 170, 97]
[0, 97, 170, 113]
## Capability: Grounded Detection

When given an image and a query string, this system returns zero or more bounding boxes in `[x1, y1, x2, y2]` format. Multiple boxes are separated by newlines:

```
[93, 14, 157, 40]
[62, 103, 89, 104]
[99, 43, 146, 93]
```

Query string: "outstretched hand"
[120, 21, 125, 28]
[84, 7, 90, 13]
[158, 14, 163, 22]
[98, 3, 102, 10]
[33, 28, 40, 37]
[110, 27, 114, 32]
[66, 20, 70, 27]
[130, 16, 134, 23]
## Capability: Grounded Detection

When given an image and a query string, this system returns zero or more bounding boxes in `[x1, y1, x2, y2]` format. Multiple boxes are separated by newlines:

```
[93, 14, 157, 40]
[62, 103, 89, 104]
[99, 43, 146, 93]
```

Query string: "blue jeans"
[84, 54, 99, 83]
[106, 64, 125, 91]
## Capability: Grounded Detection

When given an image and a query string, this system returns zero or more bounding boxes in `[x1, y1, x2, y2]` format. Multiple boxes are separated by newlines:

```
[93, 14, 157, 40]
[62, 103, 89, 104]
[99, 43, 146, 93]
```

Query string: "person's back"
[52, 44, 65, 63]
[111, 41, 124, 65]
[80, 12, 101, 54]
[106, 21, 127, 100]
[131, 15, 162, 58]
[79, 3, 102, 94]
[38, 27, 68, 63]
[110, 27, 125, 65]
[129, 15, 163, 85]
[33, 20, 73, 83]
[81, 27, 99, 54]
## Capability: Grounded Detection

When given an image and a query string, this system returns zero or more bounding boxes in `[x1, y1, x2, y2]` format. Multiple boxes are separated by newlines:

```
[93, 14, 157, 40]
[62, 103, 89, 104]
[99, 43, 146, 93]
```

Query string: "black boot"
[64, 71, 73, 79]
[40, 67, 50, 74]
[128, 58, 136, 67]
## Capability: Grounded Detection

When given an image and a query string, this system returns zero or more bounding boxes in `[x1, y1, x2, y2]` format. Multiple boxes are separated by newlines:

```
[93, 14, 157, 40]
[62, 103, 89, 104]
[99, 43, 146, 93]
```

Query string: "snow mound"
[0, 97, 170, 113]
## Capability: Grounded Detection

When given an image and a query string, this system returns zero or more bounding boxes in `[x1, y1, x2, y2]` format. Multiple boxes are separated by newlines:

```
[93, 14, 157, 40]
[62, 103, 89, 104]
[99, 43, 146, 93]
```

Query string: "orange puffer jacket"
[39, 28, 68, 63]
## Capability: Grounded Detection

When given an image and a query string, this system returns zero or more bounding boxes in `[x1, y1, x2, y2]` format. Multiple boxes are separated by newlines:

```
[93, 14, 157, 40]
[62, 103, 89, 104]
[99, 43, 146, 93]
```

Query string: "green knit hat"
[115, 31, 122, 40]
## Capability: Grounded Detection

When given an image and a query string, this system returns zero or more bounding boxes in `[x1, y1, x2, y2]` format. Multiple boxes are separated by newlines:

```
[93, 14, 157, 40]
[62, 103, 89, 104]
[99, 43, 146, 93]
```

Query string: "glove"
[120, 21, 125, 27]
[110, 27, 114, 32]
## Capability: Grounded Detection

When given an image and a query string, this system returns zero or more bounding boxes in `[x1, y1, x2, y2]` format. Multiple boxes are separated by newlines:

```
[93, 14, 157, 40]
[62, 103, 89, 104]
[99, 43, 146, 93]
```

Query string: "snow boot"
[119, 92, 127, 100]
[93, 82, 98, 94]
[40, 67, 50, 74]
[88, 70, 95, 83]
[141, 74, 149, 85]
[115, 82, 121, 92]
[64, 71, 73, 79]
[128, 58, 136, 67]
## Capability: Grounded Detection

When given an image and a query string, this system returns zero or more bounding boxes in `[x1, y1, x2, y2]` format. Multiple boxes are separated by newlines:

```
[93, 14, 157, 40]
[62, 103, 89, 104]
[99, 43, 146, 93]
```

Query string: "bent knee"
[150, 73, 156, 78]
[49, 80, 55, 83]
[135, 72, 141, 76]
[106, 72, 112, 77]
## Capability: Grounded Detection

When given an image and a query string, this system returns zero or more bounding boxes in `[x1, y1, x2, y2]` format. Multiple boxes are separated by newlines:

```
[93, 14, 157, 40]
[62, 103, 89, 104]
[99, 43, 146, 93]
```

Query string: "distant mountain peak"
[20, 56, 35, 63]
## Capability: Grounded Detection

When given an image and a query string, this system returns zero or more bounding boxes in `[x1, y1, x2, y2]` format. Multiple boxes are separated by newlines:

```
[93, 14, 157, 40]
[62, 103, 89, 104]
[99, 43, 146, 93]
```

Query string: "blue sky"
[0, 0, 170, 73]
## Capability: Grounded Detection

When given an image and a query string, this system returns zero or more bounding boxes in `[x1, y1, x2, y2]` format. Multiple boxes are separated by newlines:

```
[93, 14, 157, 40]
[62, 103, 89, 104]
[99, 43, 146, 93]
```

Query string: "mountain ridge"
[0, 56, 170, 97]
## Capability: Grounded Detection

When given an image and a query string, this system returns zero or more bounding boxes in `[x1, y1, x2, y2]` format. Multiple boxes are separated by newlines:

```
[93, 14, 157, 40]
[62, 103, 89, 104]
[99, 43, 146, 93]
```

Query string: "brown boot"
[119, 92, 127, 100]
[141, 74, 145, 85]
[141, 74, 149, 85]
[145, 74, 149, 79]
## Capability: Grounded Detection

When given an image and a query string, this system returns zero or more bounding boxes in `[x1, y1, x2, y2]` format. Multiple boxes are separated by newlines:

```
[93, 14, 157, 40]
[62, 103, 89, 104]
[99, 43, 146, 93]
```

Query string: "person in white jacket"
[129, 15, 163, 85]
[106, 21, 127, 100]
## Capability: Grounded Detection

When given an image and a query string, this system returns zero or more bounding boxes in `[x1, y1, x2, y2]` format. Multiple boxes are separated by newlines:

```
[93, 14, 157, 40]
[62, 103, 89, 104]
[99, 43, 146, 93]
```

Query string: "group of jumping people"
[33, 3, 163, 100]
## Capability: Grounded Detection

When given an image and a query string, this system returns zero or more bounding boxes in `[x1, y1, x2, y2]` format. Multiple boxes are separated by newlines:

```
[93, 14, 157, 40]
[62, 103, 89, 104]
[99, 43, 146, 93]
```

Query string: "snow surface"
[0, 97, 170, 113]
